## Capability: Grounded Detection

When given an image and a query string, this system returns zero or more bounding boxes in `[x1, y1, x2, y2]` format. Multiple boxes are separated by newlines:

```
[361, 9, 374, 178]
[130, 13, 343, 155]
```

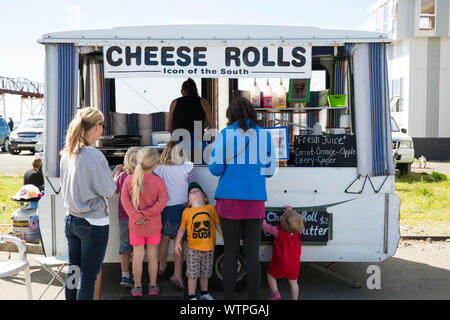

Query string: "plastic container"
[277, 79, 287, 108]
[151, 131, 171, 145]
[327, 128, 346, 135]
[313, 122, 323, 136]
[250, 79, 261, 108]
[340, 114, 351, 128]
[327, 94, 347, 107]
[263, 79, 273, 108]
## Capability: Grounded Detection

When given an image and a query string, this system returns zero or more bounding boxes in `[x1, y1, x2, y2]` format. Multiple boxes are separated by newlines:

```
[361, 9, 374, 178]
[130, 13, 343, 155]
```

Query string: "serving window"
[78, 46, 357, 169]
[235, 49, 357, 168]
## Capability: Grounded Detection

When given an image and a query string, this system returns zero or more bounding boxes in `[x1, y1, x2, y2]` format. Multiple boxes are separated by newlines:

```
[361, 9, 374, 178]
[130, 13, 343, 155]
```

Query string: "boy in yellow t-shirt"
[175, 182, 222, 300]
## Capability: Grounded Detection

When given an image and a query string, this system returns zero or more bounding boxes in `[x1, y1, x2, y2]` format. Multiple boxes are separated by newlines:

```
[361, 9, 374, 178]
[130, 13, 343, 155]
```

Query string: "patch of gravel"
[411, 161, 450, 176]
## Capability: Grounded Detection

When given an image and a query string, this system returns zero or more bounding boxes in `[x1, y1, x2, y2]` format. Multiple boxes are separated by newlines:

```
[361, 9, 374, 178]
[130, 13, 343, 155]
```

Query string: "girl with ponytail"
[61, 107, 105, 157]
[121, 148, 168, 296]
[60, 107, 120, 300]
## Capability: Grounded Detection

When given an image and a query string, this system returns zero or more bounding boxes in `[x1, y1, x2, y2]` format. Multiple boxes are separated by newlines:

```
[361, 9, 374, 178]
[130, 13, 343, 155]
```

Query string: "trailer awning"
[38, 25, 390, 46]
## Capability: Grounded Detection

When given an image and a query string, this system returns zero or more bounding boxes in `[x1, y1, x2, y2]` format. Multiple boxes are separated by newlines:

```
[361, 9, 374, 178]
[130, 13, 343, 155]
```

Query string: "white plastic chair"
[34, 256, 68, 300]
[0, 236, 32, 300]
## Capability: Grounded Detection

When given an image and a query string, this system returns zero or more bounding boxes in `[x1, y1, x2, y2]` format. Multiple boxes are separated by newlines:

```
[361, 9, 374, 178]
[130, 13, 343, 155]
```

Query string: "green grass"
[396, 171, 449, 236]
[0, 175, 23, 234]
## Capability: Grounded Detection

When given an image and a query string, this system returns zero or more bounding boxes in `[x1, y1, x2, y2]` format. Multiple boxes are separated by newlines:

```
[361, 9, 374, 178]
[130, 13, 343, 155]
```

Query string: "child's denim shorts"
[119, 220, 133, 254]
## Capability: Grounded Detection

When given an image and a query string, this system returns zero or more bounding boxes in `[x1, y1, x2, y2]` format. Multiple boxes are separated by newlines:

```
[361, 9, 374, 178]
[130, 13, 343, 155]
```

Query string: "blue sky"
[0, 0, 377, 121]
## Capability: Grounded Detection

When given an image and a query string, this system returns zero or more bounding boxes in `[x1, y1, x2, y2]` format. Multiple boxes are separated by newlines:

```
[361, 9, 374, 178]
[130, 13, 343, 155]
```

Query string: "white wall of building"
[408, 38, 429, 137]
[439, 37, 450, 137]
[388, 39, 410, 130]
[372, 0, 450, 138]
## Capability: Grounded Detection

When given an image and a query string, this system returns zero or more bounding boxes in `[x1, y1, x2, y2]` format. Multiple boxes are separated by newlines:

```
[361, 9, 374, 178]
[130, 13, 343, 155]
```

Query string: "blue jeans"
[65, 215, 109, 300]
[119, 220, 133, 254]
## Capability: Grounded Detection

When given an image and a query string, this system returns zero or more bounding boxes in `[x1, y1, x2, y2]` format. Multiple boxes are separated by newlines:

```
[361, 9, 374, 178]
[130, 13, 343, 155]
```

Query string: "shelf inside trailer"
[255, 107, 348, 113]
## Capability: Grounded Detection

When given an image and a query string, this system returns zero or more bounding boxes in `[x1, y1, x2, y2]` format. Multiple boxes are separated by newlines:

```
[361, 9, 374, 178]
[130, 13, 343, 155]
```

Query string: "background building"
[371, 0, 450, 160]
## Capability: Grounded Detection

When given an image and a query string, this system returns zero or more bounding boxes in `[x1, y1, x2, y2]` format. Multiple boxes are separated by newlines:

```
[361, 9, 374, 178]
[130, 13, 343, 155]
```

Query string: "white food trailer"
[37, 25, 400, 289]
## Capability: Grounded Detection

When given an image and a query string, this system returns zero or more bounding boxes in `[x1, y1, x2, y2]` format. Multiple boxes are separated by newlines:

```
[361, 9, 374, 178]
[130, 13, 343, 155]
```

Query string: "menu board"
[263, 209, 331, 245]
[293, 135, 357, 167]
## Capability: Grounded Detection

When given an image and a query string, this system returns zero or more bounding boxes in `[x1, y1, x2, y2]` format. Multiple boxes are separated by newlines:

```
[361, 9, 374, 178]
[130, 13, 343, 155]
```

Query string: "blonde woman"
[120, 148, 167, 296]
[115, 146, 140, 288]
[154, 141, 194, 290]
[60, 107, 120, 300]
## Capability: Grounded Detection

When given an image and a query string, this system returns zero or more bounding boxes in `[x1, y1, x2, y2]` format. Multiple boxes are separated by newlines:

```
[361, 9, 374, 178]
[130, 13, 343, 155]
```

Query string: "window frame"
[418, 0, 436, 31]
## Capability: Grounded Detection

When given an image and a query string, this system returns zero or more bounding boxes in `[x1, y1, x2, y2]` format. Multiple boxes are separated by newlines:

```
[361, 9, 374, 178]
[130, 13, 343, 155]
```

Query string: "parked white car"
[8, 118, 44, 155]
[391, 117, 414, 173]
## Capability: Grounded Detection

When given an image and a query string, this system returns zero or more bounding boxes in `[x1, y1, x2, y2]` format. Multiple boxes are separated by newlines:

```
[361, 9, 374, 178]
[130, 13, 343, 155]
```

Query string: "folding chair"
[0, 236, 32, 300]
[34, 255, 68, 300]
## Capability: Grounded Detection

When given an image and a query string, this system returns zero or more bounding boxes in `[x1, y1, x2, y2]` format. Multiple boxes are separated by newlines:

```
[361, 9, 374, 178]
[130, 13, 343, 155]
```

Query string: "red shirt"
[263, 221, 302, 280]
[120, 174, 167, 237]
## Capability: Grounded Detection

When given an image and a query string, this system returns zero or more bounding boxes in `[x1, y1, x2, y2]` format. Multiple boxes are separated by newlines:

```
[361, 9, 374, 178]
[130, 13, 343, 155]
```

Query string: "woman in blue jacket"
[209, 97, 276, 300]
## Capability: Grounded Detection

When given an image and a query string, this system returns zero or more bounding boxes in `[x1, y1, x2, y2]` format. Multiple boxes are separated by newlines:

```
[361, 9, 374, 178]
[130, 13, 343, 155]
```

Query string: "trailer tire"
[210, 246, 247, 292]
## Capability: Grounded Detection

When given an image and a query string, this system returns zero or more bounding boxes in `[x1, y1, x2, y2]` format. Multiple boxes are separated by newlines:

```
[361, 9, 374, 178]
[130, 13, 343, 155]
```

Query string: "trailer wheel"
[210, 246, 247, 292]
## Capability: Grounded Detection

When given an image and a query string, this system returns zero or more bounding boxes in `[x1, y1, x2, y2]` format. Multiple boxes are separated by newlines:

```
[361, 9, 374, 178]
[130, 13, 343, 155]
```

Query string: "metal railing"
[0, 76, 44, 98]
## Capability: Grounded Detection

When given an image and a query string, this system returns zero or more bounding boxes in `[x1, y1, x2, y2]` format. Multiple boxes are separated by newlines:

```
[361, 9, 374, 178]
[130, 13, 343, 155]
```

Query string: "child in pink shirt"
[121, 148, 167, 297]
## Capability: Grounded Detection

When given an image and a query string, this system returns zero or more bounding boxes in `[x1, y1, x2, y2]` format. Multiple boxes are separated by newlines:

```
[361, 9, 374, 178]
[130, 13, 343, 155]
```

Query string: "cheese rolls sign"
[104, 45, 312, 78]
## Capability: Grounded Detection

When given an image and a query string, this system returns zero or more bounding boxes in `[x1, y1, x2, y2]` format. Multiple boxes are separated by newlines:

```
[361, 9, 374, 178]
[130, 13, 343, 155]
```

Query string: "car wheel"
[1, 138, 8, 152]
[210, 246, 247, 292]
[9, 147, 20, 155]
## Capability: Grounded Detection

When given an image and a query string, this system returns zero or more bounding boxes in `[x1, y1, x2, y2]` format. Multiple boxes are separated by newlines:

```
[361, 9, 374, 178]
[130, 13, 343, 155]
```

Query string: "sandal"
[169, 274, 185, 290]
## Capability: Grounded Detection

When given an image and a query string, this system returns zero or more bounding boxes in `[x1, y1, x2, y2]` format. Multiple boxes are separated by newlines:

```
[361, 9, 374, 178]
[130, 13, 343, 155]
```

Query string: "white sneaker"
[200, 293, 214, 300]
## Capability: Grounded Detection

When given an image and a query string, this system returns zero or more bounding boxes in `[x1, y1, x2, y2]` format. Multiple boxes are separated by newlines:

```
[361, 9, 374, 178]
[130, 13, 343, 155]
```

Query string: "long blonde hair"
[61, 107, 104, 157]
[124, 147, 140, 174]
[131, 148, 160, 209]
[158, 141, 188, 166]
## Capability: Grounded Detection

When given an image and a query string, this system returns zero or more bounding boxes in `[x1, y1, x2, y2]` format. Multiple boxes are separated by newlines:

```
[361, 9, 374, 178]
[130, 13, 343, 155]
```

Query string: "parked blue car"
[0, 116, 11, 152]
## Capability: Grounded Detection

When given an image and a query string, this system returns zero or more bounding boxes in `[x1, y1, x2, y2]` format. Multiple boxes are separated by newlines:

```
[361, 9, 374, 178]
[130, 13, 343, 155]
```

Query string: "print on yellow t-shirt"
[180, 204, 219, 252]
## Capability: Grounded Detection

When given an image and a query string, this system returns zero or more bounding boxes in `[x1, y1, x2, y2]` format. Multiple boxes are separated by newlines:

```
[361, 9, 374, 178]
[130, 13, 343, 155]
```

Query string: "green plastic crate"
[328, 94, 346, 107]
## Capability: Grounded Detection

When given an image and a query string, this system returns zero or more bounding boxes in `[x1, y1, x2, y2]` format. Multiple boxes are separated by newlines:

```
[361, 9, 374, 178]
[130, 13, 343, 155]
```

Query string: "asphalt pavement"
[0, 240, 449, 300]
[0, 151, 35, 175]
